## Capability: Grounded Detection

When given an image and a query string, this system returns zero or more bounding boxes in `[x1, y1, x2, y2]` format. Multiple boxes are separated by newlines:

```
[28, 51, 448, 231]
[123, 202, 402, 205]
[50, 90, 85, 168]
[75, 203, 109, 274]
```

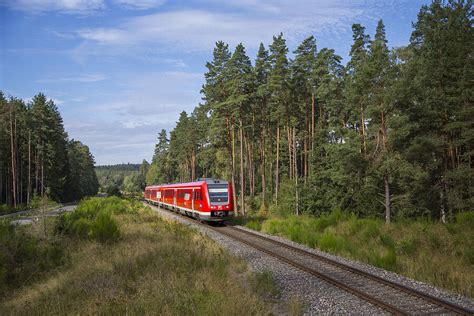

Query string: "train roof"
[145, 179, 228, 190]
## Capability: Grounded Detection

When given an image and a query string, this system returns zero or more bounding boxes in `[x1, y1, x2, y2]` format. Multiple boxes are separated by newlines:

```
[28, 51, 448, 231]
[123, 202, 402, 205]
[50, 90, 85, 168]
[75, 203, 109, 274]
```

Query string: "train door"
[192, 189, 195, 210]
[173, 189, 177, 206]
[194, 189, 201, 212]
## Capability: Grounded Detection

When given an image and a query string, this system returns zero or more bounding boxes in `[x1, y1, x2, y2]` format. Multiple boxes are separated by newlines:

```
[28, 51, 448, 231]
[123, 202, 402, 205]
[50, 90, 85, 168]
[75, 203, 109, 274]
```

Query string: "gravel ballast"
[146, 203, 474, 314]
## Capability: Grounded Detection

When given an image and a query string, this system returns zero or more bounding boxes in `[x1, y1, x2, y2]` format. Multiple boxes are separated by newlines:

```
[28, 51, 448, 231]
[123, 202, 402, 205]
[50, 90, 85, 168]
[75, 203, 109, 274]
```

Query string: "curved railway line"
[147, 202, 474, 315]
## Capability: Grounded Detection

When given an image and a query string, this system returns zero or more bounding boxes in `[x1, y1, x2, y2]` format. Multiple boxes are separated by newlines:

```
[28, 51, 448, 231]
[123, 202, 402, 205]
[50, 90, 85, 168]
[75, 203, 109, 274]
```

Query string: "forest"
[145, 1, 473, 222]
[95, 163, 147, 193]
[0, 92, 98, 212]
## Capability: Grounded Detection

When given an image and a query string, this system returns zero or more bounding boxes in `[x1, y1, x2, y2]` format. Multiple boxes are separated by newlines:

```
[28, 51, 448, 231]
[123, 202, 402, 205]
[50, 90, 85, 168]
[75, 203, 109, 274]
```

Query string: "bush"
[106, 185, 122, 198]
[318, 231, 348, 253]
[56, 197, 129, 242]
[0, 221, 67, 295]
[252, 270, 279, 297]
[90, 211, 120, 241]
[456, 211, 474, 227]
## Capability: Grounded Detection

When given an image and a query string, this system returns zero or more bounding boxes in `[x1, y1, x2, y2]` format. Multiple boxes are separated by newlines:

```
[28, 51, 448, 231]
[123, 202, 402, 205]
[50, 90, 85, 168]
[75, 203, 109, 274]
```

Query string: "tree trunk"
[226, 118, 238, 216]
[275, 125, 280, 203]
[239, 119, 245, 215]
[286, 125, 293, 179]
[361, 105, 366, 154]
[311, 93, 315, 143]
[294, 128, 299, 215]
[41, 158, 44, 198]
[0, 168, 3, 205]
[10, 108, 17, 208]
[231, 124, 238, 215]
[27, 130, 31, 205]
[261, 127, 266, 208]
[191, 149, 196, 181]
[440, 179, 447, 224]
[384, 173, 391, 224]
[247, 138, 254, 197]
[303, 130, 308, 181]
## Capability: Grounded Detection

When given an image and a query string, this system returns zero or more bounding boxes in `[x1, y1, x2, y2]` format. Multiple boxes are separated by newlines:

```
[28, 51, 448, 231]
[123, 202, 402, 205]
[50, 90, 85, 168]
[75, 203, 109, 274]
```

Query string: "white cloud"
[61, 70, 203, 164]
[164, 58, 187, 68]
[77, 28, 126, 43]
[2, 0, 105, 14]
[73, 2, 366, 57]
[115, 0, 166, 10]
[37, 74, 107, 83]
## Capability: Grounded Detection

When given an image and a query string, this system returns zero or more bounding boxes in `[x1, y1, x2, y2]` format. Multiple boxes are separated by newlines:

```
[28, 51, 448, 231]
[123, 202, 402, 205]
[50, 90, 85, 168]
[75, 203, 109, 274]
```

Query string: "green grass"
[238, 211, 474, 298]
[1, 198, 274, 315]
[0, 220, 68, 296]
[55, 196, 138, 242]
[252, 270, 280, 298]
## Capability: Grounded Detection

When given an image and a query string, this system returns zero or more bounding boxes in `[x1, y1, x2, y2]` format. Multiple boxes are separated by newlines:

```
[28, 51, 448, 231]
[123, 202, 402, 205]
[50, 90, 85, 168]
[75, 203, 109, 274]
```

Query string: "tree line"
[0, 92, 99, 209]
[145, 1, 472, 222]
[95, 162, 151, 196]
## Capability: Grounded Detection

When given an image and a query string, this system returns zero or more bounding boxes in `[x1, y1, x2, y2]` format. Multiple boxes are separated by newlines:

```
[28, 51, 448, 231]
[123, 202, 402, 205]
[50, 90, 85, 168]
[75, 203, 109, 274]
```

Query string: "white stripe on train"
[144, 198, 234, 217]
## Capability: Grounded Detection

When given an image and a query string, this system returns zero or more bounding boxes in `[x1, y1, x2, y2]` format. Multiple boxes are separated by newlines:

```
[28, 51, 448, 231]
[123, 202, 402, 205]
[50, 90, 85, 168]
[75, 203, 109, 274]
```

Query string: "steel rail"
[145, 202, 474, 315]
[209, 225, 407, 315]
[225, 225, 474, 315]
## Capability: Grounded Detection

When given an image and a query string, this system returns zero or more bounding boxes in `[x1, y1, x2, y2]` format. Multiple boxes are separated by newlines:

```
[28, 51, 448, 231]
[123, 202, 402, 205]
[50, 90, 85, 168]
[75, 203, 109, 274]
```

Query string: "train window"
[207, 183, 228, 203]
[194, 190, 201, 201]
[184, 193, 190, 201]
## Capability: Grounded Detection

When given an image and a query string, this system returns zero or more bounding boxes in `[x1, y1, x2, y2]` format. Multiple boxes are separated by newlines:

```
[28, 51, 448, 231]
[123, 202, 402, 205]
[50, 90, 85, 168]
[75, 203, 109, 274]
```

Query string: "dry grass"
[1, 204, 272, 315]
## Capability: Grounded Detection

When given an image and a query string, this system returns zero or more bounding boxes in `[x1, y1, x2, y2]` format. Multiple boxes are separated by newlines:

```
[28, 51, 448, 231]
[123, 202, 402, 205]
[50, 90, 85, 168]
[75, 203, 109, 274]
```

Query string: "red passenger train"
[144, 178, 234, 222]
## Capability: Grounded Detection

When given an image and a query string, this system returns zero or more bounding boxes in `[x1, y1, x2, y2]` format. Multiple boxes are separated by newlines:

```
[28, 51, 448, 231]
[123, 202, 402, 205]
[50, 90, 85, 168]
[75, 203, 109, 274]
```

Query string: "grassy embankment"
[0, 197, 278, 315]
[235, 210, 474, 298]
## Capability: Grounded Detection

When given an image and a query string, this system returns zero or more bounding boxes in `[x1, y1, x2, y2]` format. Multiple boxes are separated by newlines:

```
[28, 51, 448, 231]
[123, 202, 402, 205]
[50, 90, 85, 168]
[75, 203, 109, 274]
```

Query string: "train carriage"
[144, 178, 233, 222]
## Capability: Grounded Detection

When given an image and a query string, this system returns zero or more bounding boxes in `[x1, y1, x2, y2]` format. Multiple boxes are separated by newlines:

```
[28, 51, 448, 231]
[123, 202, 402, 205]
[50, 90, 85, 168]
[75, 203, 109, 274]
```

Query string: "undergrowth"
[55, 196, 137, 242]
[237, 210, 474, 298]
[1, 198, 273, 315]
[0, 220, 68, 296]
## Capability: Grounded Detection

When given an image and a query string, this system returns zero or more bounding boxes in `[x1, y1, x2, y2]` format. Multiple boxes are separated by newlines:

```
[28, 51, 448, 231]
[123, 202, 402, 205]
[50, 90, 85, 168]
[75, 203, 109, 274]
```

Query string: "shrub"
[456, 211, 474, 227]
[252, 270, 279, 297]
[367, 249, 397, 271]
[245, 220, 262, 231]
[397, 236, 418, 255]
[106, 185, 122, 198]
[56, 197, 128, 242]
[0, 221, 67, 295]
[318, 231, 348, 253]
[90, 211, 120, 241]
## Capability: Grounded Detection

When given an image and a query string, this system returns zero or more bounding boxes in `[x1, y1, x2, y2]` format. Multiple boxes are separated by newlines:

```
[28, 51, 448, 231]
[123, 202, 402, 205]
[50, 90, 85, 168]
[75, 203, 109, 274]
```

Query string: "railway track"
[211, 225, 474, 315]
[147, 202, 474, 315]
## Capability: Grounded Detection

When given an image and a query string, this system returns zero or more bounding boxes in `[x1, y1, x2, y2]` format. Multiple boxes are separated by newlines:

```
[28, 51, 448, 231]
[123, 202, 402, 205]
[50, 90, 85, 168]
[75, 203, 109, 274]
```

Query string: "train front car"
[201, 179, 234, 222]
[144, 178, 234, 222]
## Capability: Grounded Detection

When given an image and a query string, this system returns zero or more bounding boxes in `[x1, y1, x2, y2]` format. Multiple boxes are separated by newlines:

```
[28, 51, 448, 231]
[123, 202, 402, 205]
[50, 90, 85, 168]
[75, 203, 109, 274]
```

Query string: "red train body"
[144, 178, 234, 222]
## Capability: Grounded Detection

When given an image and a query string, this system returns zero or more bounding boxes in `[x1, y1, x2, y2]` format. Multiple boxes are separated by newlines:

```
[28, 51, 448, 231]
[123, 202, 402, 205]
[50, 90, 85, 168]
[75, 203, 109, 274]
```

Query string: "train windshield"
[208, 183, 229, 203]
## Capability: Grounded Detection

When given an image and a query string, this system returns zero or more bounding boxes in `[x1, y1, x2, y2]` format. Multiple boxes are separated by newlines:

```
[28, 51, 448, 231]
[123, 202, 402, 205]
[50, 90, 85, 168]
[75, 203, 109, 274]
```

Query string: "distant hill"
[95, 163, 140, 171]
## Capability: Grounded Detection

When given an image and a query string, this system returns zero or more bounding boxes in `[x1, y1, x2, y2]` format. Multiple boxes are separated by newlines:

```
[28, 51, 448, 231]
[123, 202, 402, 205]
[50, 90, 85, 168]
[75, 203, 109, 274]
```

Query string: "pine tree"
[345, 24, 371, 155]
[254, 43, 271, 206]
[366, 20, 398, 223]
[291, 36, 317, 180]
[268, 33, 290, 201]
[226, 43, 255, 215]
[406, 0, 474, 221]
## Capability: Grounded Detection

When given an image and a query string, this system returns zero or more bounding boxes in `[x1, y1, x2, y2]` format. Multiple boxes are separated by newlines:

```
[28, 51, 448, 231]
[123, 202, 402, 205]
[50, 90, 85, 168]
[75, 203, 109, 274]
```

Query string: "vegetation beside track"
[233, 210, 474, 298]
[1, 197, 274, 315]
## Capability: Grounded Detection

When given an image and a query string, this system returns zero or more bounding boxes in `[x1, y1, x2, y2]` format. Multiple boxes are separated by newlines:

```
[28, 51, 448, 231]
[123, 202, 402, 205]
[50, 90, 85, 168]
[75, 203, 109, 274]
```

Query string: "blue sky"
[0, 0, 429, 165]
